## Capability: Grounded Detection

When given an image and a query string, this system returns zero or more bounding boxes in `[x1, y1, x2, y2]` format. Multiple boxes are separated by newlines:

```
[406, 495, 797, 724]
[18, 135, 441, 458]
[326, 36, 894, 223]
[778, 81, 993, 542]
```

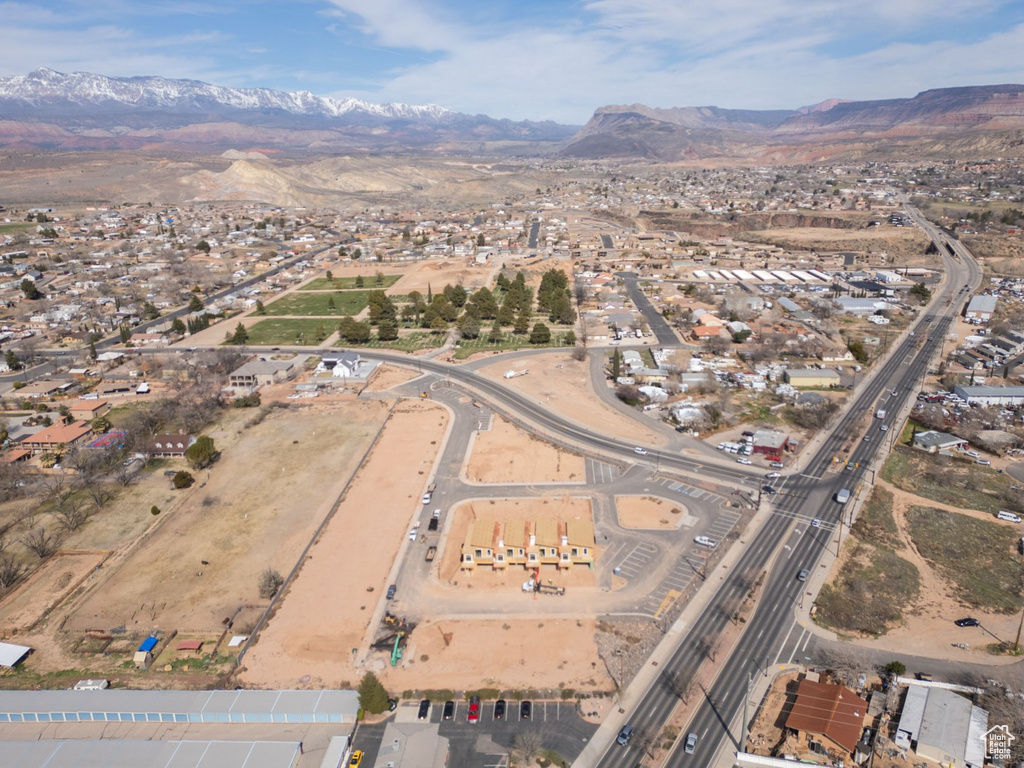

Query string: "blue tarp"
[137, 636, 158, 653]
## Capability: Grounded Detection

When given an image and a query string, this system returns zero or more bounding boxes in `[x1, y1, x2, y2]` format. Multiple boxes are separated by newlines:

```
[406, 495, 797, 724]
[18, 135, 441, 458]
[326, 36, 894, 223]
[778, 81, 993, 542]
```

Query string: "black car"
[494, 699, 506, 720]
[442, 700, 454, 720]
[955, 617, 980, 627]
[387, 698, 398, 712]
[417, 699, 430, 720]
[520, 700, 532, 720]
[386, 584, 396, 600]
[762, 485, 777, 495]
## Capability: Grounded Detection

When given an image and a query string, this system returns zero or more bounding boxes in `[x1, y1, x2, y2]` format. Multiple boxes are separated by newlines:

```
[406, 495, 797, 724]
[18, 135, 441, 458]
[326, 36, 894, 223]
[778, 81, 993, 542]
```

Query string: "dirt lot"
[390, 617, 609, 692]
[465, 414, 586, 484]
[238, 399, 448, 690]
[0, 551, 107, 633]
[438, 496, 597, 583]
[65, 401, 390, 635]
[476, 352, 669, 447]
[364, 364, 424, 393]
[386, 258, 493, 295]
[616, 495, 694, 530]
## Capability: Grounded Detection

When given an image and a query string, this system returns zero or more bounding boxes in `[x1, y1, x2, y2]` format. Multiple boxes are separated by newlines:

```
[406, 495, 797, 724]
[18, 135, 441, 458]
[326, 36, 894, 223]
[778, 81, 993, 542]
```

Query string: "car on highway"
[762, 485, 777, 495]
[694, 536, 718, 549]
[766, 472, 781, 479]
[421, 492, 432, 504]
[520, 700, 532, 720]
[811, 518, 821, 528]
[349, 750, 363, 767]
[418, 700, 430, 720]
[891, 389, 898, 396]
[685, 733, 698, 754]
[494, 699, 506, 720]
[633, 447, 647, 455]
[880, 424, 889, 432]
[736, 457, 753, 465]
[955, 618, 980, 627]
[467, 696, 481, 724]
[386, 584, 396, 600]
[863, 435, 871, 442]
[616, 724, 634, 746]
[442, 700, 454, 719]
[797, 569, 810, 582]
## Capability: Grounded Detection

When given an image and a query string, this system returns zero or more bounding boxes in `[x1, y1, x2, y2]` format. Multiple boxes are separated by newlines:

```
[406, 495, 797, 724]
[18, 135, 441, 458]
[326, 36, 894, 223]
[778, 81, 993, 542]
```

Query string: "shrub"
[258, 568, 284, 599]
[172, 470, 194, 489]
[358, 672, 390, 714]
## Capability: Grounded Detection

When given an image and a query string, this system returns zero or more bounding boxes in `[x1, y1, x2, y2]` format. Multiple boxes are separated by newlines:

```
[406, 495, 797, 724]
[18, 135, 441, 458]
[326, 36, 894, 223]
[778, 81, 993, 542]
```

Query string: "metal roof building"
[953, 385, 1024, 406]
[5, 740, 301, 768]
[895, 685, 987, 768]
[0, 689, 359, 724]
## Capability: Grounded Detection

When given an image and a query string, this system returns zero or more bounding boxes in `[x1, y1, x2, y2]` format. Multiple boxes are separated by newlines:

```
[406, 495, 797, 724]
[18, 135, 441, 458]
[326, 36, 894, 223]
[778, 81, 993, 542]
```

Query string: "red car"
[467, 696, 480, 724]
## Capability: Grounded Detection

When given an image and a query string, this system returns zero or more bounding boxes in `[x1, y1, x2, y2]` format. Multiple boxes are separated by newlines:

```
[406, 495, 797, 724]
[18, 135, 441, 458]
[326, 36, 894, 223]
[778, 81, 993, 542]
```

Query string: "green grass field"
[240, 319, 333, 346]
[907, 505, 1023, 612]
[299, 275, 400, 291]
[262, 291, 370, 316]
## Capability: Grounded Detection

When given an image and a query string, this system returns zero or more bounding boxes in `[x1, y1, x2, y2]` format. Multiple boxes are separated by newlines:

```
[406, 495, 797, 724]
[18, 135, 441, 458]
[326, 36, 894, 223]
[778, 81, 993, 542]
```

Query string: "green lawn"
[300, 275, 400, 291]
[907, 505, 1023, 613]
[240, 319, 333, 346]
[262, 291, 370, 317]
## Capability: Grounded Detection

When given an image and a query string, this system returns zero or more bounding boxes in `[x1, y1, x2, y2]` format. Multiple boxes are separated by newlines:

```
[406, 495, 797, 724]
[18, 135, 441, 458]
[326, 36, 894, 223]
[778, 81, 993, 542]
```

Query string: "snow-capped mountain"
[0, 69, 577, 151]
[0, 68, 453, 121]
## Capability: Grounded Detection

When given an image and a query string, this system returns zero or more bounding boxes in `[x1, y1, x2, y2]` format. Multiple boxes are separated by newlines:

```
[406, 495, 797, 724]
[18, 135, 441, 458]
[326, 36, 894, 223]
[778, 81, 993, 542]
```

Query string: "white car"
[432, 508, 442, 520]
[765, 472, 781, 479]
[421, 492, 432, 504]
[409, 527, 419, 541]
[633, 447, 647, 455]
[736, 458, 753, 465]
[880, 424, 889, 432]
[811, 518, 821, 528]
[694, 536, 718, 549]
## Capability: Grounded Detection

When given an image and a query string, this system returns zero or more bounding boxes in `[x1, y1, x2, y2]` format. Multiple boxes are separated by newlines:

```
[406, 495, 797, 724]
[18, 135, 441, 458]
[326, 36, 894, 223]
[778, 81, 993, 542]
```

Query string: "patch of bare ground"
[63, 401, 389, 635]
[476, 352, 669, 447]
[0, 551, 107, 633]
[744, 226, 933, 261]
[237, 399, 447, 689]
[615, 496, 693, 530]
[465, 414, 585, 484]
[363, 364, 423, 393]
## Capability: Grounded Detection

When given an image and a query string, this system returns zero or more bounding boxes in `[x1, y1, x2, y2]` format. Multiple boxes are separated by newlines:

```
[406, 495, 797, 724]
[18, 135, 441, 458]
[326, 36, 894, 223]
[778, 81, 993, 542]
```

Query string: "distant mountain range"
[0, 68, 576, 152]
[0, 69, 1022, 161]
[561, 85, 1024, 162]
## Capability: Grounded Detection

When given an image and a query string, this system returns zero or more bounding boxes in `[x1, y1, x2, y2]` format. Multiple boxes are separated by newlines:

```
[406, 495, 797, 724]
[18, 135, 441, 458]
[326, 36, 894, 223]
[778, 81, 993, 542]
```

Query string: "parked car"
[616, 724, 634, 746]
[694, 535, 718, 549]
[418, 700, 430, 720]
[770, 461, 785, 469]
[467, 696, 480, 724]
[386, 584, 396, 600]
[442, 700, 454, 720]
[349, 750, 363, 768]
[977, 459, 992, 466]
[520, 701, 532, 720]
[736, 458, 753, 465]
[685, 733, 698, 754]
[955, 618, 980, 627]
[494, 699, 506, 720]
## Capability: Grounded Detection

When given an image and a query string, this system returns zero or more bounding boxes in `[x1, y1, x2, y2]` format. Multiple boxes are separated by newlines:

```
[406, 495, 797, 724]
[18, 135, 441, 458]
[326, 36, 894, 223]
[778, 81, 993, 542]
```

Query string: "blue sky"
[2, 0, 1024, 123]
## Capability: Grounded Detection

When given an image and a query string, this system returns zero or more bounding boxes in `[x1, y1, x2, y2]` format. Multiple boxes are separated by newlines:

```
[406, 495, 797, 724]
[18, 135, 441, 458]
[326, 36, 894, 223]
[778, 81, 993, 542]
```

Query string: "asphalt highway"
[594, 210, 981, 768]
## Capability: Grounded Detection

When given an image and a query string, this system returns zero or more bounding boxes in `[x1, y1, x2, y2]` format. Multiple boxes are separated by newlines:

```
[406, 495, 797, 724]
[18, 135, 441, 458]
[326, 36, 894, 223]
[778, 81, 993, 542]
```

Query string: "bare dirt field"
[386, 258, 493, 295]
[65, 401, 390, 635]
[616, 495, 694, 530]
[238, 399, 448, 690]
[438, 496, 597, 584]
[390, 618, 609, 692]
[364, 364, 424, 393]
[820, 479, 1022, 664]
[0, 551, 107, 633]
[476, 352, 669, 447]
[465, 414, 586, 484]
[744, 226, 933, 261]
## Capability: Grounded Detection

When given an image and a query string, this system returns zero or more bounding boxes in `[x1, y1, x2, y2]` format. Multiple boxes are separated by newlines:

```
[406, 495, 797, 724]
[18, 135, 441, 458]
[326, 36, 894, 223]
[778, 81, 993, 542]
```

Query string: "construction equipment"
[521, 568, 565, 596]
[390, 631, 406, 666]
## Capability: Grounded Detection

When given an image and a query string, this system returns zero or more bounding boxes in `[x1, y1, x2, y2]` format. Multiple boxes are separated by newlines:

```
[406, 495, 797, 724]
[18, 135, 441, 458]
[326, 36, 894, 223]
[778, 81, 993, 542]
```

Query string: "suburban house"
[785, 677, 868, 757]
[18, 421, 93, 454]
[68, 399, 110, 422]
[912, 430, 969, 454]
[144, 433, 197, 458]
[316, 351, 362, 377]
[461, 518, 596, 571]
[227, 359, 296, 391]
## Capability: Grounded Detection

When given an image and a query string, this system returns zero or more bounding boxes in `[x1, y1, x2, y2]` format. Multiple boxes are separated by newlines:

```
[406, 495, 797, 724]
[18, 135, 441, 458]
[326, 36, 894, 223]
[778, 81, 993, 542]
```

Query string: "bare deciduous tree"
[0, 553, 24, 589]
[53, 498, 91, 532]
[21, 526, 61, 559]
[512, 731, 543, 765]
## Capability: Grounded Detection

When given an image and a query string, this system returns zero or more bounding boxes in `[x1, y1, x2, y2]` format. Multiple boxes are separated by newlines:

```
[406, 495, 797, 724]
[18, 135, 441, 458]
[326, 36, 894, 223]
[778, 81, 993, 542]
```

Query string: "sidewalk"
[572, 495, 777, 768]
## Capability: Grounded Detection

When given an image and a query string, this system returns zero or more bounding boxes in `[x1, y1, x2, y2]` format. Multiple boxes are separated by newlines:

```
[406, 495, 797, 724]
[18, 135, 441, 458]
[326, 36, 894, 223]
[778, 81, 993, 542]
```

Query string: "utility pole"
[741, 671, 753, 755]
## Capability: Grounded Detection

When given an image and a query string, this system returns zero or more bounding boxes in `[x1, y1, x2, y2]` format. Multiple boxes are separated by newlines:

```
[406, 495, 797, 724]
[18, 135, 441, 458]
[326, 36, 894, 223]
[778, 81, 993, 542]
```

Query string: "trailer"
[537, 583, 566, 596]
[426, 546, 437, 562]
